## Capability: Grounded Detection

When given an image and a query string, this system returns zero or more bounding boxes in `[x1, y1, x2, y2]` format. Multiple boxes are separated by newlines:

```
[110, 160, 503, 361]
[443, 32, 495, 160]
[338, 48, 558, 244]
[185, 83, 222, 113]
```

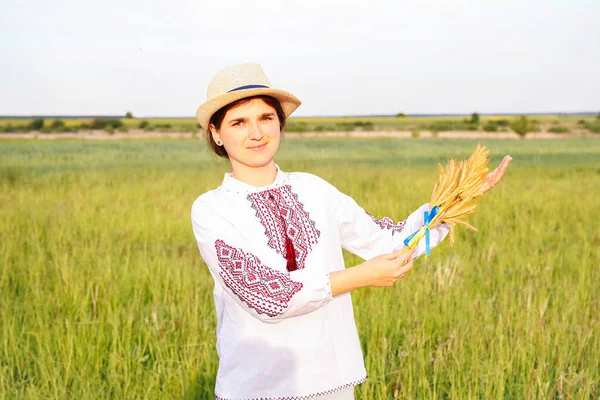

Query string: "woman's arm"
[192, 196, 418, 323]
[314, 175, 449, 260]
[329, 248, 416, 297]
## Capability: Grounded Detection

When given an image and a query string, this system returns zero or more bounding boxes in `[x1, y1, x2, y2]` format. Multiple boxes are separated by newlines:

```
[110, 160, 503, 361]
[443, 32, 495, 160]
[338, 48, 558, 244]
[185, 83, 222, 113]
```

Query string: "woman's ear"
[209, 124, 222, 146]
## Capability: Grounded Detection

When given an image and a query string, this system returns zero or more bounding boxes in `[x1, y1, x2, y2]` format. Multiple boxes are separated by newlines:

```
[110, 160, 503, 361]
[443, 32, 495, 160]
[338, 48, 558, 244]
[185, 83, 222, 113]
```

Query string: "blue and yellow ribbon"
[403, 205, 440, 256]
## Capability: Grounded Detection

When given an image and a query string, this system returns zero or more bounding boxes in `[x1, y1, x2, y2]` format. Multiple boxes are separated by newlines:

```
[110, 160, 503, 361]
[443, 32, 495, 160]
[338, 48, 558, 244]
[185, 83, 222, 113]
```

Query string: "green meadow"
[1, 138, 598, 399]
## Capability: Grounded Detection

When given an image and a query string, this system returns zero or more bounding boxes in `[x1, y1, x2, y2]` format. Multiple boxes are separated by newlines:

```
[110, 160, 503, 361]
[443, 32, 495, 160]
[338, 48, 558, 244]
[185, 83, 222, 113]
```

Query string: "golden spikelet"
[399, 145, 491, 254]
[448, 226, 455, 246]
[428, 144, 490, 245]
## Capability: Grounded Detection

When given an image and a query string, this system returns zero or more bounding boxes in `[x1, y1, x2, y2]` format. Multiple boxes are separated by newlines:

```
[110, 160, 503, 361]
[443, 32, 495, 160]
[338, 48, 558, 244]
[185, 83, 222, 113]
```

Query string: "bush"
[495, 119, 510, 126]
[29, 119, 45, 130]
[356, 121, 374, 130]
[548, 126, 570, 133]
[333, 121, 373, 131]
[154, 123, 173, 132]
[584, 122, 600, 133]
[40, 127, 53, 134]
[105, 126, 115, 134]
[90, 118, 123, 130]
[3, 124, 29, 133]
[483, 122, 498, 132]
[357, 121, 375, 131]
[411, 129, 420, 138]
[396, 113, 406, 118]
[428, 121, 452, 131]
[285, 122, 309, 133]
[470, 112, 480, 124]
[50, 120, 65, 129]
[1, 124, 14, 133]
[427, 120, 475, 132]
[125, 111, 133, 118]
[56, 126, 74, 133]
[118, 126, 129, 133]
[138, 120, 149, 129]
[510, 116, 539, 138]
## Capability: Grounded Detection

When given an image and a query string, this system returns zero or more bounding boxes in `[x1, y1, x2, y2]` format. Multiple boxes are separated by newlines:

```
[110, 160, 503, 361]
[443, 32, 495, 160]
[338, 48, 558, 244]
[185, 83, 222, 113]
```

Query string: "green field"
[1, 138, 599, 399]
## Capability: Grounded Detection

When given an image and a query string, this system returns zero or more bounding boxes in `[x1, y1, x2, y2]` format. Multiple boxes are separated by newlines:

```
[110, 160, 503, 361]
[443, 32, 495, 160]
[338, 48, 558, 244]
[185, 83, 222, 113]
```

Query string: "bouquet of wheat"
[401, 145, 511, 256]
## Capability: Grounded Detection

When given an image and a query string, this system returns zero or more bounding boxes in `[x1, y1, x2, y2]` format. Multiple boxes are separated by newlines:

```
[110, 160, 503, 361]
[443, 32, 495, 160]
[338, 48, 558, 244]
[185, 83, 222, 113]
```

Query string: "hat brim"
[196, 88, 301, 131]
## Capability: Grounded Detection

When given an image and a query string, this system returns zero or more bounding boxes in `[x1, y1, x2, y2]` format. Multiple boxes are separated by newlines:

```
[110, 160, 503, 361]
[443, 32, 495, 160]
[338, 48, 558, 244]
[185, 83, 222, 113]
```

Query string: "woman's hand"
[329, 249, 416, 297]
[359, 248, 416, 287]
[478, 155, 513, 196]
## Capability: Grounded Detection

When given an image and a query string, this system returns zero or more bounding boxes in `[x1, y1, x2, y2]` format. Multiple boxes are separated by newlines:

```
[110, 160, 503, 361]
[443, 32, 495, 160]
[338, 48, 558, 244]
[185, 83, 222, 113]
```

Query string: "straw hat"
[196, 63, 302, 131]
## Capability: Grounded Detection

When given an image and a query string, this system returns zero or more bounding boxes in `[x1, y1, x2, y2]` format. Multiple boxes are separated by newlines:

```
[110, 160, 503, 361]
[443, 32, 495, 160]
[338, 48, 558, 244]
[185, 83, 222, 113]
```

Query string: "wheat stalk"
[402, 144, 490, 253]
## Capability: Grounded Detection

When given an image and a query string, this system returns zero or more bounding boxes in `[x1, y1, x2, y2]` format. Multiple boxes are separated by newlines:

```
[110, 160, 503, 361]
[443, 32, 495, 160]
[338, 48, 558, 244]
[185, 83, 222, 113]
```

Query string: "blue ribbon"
[403, 206, 440, 256]
[227, 84, 270, 92]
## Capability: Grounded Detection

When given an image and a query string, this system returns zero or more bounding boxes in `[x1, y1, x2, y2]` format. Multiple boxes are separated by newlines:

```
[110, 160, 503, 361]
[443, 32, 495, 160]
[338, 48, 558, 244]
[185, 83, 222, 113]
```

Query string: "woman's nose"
[247, 122, 263, 140]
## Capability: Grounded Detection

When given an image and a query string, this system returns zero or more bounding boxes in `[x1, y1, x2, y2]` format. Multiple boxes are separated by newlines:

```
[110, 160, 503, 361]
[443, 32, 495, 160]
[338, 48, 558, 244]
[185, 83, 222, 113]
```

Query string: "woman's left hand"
[478, 155, 513, 195]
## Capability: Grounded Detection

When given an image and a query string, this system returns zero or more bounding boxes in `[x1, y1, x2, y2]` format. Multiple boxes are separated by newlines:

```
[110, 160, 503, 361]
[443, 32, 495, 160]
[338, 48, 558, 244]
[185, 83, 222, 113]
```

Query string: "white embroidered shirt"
[191, 165, 449, 400]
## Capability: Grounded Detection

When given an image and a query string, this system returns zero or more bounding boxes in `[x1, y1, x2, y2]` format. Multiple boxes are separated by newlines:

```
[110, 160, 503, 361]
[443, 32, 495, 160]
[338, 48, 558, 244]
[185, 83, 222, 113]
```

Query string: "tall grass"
[1, 138, 598, 399]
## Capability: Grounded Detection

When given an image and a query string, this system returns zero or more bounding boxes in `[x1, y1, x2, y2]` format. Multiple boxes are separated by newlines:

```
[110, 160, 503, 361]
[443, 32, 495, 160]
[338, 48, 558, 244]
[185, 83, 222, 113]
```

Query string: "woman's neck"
[230, 162, 278, 188]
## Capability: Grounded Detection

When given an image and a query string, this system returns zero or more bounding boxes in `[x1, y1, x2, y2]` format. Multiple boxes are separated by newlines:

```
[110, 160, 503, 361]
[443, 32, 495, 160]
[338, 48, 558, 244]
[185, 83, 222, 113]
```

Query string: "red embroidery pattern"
[368, 212, 406, 235]
[215, 375, 367, 400]
[247, 185, 320, 271]
[215, 239, 303, 317]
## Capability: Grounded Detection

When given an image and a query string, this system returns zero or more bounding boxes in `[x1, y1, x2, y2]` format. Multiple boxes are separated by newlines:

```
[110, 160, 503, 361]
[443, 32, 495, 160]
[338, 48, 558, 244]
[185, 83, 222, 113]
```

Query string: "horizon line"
[0, 111, 598, 120]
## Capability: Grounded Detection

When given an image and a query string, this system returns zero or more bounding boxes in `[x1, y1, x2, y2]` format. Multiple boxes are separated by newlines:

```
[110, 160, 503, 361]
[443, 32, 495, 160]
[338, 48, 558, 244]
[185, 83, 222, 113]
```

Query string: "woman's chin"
[233, 154, 277, 168]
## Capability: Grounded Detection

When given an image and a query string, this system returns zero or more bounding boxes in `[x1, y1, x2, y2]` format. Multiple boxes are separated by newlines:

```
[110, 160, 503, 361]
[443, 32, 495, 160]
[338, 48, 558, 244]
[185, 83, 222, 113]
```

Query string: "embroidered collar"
[220, 164, 289, 194]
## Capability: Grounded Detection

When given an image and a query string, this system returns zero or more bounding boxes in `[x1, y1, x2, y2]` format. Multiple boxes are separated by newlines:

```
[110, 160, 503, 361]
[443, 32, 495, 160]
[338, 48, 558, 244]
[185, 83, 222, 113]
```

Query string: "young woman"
[191, 63, 511, 400]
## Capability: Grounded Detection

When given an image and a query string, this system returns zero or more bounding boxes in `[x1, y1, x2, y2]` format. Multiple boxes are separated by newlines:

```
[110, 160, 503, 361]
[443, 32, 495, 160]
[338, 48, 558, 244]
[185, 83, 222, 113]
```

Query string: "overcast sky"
[1, 0, 598, 117]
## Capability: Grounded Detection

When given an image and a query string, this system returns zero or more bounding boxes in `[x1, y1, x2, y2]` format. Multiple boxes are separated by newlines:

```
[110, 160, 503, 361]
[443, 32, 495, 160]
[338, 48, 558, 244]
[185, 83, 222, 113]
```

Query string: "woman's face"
[211, 98, 281, 170]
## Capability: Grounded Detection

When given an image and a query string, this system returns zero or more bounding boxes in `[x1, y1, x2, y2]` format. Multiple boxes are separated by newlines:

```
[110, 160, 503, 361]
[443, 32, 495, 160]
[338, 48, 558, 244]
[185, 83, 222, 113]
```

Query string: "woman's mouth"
[248, 143, 267, 151]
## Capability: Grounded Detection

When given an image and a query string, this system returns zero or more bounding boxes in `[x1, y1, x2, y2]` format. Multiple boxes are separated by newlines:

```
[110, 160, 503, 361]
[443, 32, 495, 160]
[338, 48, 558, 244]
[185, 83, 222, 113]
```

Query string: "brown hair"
[206, 95, 287, 159]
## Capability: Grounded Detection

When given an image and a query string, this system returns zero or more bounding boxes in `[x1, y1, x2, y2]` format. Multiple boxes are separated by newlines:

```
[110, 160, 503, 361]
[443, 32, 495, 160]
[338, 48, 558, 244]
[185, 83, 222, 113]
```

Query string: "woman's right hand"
[359, 248, 416, 287]
[329, 248, 416, 297]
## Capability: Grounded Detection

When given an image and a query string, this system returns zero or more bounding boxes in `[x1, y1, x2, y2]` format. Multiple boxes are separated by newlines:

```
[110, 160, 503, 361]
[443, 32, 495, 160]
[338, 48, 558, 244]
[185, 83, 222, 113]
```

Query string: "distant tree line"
[0, 118, 200, 134]
[2, 111, 600, 137]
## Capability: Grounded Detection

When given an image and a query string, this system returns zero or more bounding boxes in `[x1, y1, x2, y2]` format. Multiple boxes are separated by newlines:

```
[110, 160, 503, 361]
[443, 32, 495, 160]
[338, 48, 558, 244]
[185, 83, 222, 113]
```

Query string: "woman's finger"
[480, 155, 512, 194]
[489, 156, 512, 187]
[396, 259, 414, 277]
[382, 251, 403, 260]
[394, 249, 415, 268]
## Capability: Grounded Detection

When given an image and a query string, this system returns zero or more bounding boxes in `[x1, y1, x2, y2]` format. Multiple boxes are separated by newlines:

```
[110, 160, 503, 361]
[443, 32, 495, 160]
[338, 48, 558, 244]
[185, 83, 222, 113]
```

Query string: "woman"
[191, 63, 511, 400]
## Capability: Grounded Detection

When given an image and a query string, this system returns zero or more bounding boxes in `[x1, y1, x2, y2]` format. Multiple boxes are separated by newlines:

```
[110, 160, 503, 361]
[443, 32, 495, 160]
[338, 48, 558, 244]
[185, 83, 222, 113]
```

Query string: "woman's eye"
[261, 116, 273, 121]
[232, 121, 243, 126]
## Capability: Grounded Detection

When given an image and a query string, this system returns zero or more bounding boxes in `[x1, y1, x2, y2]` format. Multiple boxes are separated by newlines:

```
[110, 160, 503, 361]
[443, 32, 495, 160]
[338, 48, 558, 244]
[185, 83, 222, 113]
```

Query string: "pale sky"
[1, 0, 599, 117]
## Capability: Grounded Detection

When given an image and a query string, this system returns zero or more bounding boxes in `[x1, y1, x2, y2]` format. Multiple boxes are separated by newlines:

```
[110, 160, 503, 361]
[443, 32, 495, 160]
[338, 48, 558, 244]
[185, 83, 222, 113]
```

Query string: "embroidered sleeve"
[215, 239, 303, 317]
[367, 213, 407, 235]
[191, 199, 333, 323]
[319, 178, 449, 260]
